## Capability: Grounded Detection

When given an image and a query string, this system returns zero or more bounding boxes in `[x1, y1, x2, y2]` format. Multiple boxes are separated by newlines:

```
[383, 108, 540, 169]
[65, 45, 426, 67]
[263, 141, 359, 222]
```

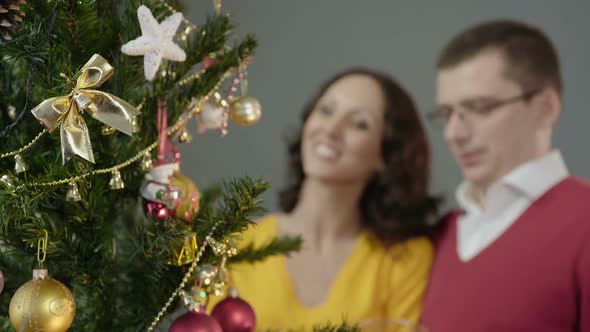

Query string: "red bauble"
[145, 200, 173, 220]
[211, 290, 256, 332]
[169, 309, 222, 332]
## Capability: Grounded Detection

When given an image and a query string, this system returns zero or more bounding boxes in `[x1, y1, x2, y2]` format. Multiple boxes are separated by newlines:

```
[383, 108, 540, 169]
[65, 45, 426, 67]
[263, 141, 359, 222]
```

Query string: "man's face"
[437, 49, 544, 191]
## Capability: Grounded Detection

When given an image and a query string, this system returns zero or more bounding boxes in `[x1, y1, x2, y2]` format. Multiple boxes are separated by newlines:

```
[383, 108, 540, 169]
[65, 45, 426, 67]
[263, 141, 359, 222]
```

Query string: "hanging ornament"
[10, 232, 76, 332]
[7, 104, 17, 120]
[190, 264, 217, 309]
[196, 97, 228, 136]
[0, 269, 4, 295]
[145, 201, 169, 219]
[9, 269, 76, 332]
[65, 181, 82, 202]
[0, 174, 15, 188]
[196, 264, 217, 288]
[228, 66, 261, 126]
[0, 0, 26, 43]
[169, 304, 222, 332]
[167, 233, 199, 266]
[214, 0, 222, 15]
[207, 237, 238, 258]
[207, 237, 237, 296]
[177, 127, 193, 143]
[211, 288, 256, 332]
[229, 96, 261, 126]
[169, 171, 200, 221]
[140, 100, 200, 221]
[139, 151, 153, 172]
[109, 170, 125, 190]
[31, 54, 140, 164]
[121, 5, 186, 81]
[14, 153, 27, 173]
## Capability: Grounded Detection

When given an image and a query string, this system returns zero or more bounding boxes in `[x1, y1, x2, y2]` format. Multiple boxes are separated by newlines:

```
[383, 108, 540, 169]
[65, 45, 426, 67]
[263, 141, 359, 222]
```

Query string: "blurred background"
[179, 0, 590, 211]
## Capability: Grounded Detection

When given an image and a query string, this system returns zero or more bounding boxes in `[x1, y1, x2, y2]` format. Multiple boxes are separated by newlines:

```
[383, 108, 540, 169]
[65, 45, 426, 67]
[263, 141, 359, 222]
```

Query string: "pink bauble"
[169, 310, 222, 332]
[0, 270, 4, 295]
[211, 294, 256, 332]
[145, 200, 172, 220]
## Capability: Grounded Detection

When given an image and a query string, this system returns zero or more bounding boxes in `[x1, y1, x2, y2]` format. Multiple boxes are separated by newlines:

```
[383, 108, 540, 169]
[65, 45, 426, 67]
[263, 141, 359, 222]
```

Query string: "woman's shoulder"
[388, 236, 434, 269]
[361, 234, 433, 266]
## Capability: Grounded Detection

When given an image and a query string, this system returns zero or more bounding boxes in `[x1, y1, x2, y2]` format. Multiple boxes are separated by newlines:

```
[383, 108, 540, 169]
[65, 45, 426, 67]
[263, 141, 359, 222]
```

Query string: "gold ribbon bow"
[31, 54, 140, 164]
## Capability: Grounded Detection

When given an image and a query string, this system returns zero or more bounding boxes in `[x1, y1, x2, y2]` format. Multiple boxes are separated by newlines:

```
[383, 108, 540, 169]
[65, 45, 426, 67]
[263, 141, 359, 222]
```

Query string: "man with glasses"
[421, 19, 590, 331]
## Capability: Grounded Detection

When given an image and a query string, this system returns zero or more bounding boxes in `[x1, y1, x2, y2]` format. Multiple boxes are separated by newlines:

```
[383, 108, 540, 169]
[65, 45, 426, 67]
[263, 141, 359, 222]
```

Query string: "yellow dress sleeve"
[384, 237, 434, 324]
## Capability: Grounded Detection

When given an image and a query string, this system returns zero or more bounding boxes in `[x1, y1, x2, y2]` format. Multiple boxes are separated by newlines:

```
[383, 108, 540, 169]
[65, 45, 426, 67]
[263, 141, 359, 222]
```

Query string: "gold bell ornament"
[14, 154, 28, 174]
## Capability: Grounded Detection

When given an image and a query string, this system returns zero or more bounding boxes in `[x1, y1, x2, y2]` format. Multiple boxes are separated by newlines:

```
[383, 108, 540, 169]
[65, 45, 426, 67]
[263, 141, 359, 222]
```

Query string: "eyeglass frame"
[426, 88, 542, 128]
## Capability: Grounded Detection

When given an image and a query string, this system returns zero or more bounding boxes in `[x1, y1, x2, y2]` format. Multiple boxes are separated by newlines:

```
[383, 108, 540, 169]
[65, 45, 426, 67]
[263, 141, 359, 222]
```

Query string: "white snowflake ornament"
[121, 5, 187, 81]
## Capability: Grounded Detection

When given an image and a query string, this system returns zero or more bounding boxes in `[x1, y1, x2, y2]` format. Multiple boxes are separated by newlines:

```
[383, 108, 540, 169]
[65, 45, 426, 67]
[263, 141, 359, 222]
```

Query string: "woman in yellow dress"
[212, 68, 440, 331]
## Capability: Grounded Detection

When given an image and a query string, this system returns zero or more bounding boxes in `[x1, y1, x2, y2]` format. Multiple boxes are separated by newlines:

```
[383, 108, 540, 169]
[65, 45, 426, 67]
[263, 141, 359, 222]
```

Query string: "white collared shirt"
[456, 150, 569, 262]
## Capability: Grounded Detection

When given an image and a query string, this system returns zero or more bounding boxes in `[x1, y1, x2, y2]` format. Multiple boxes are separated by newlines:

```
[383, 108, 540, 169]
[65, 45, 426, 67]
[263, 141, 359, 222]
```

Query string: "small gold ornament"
[196, 264, 217, 287]
[0, 174, 15, 188]
[167, 233, 199, 266]
[65, 181, 82, 202]
[14, 153, 28, 174]
[109, 170, 125, 190]
[207, 236, 238, 258]
[177, 127, 193, 143]
[206, 236, 238, 297]
[139, 151, 153, 172]
[9, 268, 76, 332]
[214, 0, 222, 15]
[213, 267, 227, 296]
[229, 96, 262, 126]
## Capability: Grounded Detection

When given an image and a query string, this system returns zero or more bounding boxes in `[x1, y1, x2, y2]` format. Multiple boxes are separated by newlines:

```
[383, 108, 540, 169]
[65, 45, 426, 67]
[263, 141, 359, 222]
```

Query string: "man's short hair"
[437, 19, 562, 95]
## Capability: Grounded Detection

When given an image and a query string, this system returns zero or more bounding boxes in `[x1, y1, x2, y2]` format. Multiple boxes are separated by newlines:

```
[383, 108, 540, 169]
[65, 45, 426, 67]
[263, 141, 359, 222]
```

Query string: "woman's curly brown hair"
[279, 68, 441, 247]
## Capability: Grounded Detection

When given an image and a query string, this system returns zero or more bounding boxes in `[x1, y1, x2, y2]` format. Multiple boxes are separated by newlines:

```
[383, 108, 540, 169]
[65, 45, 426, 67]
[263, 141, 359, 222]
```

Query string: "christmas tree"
[0, 0, 301, 331]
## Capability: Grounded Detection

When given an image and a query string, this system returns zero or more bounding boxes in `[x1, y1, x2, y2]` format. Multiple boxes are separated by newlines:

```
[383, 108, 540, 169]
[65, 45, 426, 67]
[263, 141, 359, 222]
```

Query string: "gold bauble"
[229, 96, 262, 126]
[9, 269, 76, 332]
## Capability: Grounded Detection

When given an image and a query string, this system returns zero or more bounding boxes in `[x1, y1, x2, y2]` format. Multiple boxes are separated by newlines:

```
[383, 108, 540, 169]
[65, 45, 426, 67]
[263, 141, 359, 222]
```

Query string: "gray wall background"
[178, 1, 590, 211]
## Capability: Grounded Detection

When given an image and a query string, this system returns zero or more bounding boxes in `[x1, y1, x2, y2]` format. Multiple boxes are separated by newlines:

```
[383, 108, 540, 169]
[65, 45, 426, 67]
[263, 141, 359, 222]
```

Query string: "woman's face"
[301, 74, 386, 185]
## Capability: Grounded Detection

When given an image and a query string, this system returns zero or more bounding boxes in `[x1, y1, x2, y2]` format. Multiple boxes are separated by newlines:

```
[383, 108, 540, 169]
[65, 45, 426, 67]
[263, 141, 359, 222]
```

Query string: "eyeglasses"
[427, 89, 541, 127]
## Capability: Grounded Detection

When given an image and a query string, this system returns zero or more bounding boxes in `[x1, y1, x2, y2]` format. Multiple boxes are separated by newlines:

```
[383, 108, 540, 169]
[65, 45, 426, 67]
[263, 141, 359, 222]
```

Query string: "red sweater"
[421, 177, 590, 332]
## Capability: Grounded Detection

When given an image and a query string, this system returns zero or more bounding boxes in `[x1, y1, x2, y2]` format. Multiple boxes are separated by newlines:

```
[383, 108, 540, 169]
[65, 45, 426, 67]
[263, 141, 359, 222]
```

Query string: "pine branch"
[230, 235, 303, 264]
[312, 322, 362, 332]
